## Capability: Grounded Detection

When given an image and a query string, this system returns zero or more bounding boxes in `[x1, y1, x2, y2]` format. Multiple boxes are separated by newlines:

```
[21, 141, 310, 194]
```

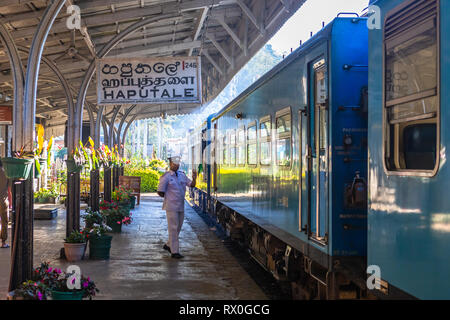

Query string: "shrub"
[65, 230, 87, 243]
[124, 167, 163, 192]
[99, 200, 132, 226]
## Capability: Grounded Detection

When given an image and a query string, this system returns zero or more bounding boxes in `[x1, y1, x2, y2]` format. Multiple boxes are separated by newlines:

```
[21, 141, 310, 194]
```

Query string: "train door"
[308, 58, 329, 243]
[298, 109, 305, 232]
[213, 121, 218, 194]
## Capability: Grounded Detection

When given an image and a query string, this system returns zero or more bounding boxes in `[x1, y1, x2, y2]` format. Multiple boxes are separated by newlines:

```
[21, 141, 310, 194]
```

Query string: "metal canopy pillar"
[0, 22, 27, 295]
[121, 114, 138, 158]
[117, 105, 137, 157]
[0, 0, 66, 292]
[67, 14, 178, 226]
[107, 106, 120, 192]
[90, 106, 104, 210]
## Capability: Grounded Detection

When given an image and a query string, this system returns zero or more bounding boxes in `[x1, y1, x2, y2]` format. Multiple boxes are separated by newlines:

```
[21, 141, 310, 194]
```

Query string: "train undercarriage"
[189, 189, 376, 300]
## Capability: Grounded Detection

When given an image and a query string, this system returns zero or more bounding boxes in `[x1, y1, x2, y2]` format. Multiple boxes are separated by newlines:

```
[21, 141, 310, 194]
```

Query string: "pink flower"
[71, 278, 76, 284]
[48, 267, 53, 273]
[83, 282, 89, 288]
[37, 291, 43, 300]
[87, 277, 90, 282]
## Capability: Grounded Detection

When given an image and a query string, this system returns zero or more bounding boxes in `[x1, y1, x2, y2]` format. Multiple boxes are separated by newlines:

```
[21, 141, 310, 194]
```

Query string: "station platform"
[0, 194, 267, 300]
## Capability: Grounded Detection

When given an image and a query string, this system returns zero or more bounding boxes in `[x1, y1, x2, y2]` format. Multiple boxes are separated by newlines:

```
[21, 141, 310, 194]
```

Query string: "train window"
[237, 126, 246, 166]
[248, 125, 257, 140]
[277, 114, 291, 134]
[221, 135, 226, 165]
[230, 130, 236, 166]
[276, 108, 292, 166]
[247, 123, 257, 165]
[260, 117, 271, 165]
[384, 0, 439, 174]
[277, 139, 291, 166]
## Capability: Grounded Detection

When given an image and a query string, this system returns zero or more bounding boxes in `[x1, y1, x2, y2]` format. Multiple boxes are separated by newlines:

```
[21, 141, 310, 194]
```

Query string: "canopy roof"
[0, 0, 306, 136]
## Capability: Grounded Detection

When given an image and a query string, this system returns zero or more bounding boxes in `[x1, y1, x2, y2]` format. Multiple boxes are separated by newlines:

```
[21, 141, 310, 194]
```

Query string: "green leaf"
[35, 157, 41, 176]
[88, 136, 95, 148]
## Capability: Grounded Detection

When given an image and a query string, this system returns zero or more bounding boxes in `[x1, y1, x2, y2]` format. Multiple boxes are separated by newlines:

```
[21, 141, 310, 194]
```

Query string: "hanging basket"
[34, 158, 47, 179]
[1, 157, 34, 180]
[65, 159, 83, 173]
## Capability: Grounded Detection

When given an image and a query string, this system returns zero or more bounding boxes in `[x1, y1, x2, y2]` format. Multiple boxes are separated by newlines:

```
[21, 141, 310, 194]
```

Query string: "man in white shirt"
[157, 156, 196, 259]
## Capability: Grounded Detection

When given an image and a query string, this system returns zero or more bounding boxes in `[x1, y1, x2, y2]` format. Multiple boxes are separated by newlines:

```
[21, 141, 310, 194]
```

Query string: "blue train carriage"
[187, 116, 214, 212]
[368, 0, 450, 299]
[204, 16, 369, 299]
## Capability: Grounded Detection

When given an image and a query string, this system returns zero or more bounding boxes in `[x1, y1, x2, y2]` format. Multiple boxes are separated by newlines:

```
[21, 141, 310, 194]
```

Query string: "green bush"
[124, 167, 163, 192]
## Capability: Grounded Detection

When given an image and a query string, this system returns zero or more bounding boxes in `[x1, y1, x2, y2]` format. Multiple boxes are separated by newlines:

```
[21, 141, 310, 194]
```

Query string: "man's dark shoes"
[171, 253, 184, 259]
[163, 244, 171, 253]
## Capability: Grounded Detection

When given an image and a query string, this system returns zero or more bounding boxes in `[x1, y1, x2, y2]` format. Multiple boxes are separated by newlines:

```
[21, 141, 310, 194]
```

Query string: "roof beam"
[188, 7, 209, 56]
[235, 0, 265, 36]
[206, 33, 232, 66]
[0, 0, 35, 9]
[215, 15, 243, 50]
[101, 31, 193, 52]
[109, 39, 202, 57]
[77, 0, 226, 11]
[93, 21, 193, 45]
[203, 49, 223, 75]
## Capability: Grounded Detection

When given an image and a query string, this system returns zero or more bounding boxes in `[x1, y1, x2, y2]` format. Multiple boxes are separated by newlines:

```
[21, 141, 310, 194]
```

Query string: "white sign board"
[97, 56, 202, 105]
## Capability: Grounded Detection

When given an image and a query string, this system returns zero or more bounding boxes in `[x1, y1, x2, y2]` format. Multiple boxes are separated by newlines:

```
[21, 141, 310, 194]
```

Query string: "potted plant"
[67, 137, 100, 174]
[82, 209, 113, 260]
[112, 185, 133, 212]
[96, 143, 114, 169]
[1, 146, 34, 180]
[64, 230, 87, 262]
[47, 184, 60, 204]
[100, 200, 133, 233]
[33, 125, 54, 178]
[13, 280, 49, 300]
[30, 262, 99, 300]
[34, 186, 60, 204]
[66, 140, 87, 174]
[50, 273, 98, 300]
[130, 195, 136, 209]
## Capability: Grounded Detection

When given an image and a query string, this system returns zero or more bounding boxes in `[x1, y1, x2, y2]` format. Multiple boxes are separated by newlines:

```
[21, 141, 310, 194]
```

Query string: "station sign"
[0, 106, 12, 124]
[97, 56, 202, 105]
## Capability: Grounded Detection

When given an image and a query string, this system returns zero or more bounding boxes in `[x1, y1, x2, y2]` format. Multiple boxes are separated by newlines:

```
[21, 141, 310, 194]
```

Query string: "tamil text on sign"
[97, 57, 201, 105]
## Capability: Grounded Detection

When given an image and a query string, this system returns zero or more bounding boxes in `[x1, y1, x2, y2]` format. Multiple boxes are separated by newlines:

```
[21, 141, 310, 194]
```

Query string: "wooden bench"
[119, 176, 141, 205]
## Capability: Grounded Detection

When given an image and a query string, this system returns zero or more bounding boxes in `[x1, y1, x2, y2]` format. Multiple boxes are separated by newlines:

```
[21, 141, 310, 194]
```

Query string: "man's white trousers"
[165, 210, 184, 254]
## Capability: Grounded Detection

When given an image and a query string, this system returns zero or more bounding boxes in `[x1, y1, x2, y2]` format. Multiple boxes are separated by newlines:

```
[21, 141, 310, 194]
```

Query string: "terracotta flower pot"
[64, 242, 86, 262]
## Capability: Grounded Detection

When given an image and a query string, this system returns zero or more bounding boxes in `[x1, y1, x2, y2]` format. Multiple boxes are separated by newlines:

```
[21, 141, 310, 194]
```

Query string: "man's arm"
[157, 173, 168, 198]
[190, 169, 197, 188]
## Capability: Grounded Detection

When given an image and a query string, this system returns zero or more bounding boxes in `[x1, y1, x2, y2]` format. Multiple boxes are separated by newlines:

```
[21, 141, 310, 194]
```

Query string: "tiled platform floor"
[0, 194, 267, 300]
